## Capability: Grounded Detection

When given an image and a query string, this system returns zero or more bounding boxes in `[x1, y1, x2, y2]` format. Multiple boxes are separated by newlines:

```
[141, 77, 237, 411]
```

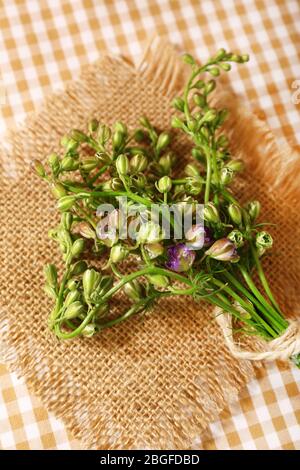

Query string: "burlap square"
[0, 41, 299, 449]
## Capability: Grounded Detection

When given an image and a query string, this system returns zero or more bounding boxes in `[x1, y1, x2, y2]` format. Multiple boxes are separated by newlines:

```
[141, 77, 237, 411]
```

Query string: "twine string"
[215, 308, 300, 361]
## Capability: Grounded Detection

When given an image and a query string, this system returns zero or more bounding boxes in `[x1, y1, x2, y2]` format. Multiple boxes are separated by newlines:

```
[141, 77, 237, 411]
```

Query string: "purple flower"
[186, 225, 213, 249]
[205, 238, 240, 262]
[166, 243, 196, 272]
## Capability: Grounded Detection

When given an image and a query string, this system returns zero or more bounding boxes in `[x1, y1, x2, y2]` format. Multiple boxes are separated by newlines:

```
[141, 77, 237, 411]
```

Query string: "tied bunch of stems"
[34, 48, 299, 366]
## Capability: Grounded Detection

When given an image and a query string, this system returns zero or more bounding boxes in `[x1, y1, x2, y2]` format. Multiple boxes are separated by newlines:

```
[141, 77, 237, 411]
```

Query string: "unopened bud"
[228, 203, 242, 225]
[81, 158, 98, 172]
[144, 242, 164, 259]
[124, 280, 144, 302]
[82, 269, 101, 300]
[220, 167, 234, 185]
[82, 323, 96, 337]
[110, 244, 128, 263]
[44, 264, 57, 288]
[61, 212, 73, 230]
[70, 129, 88, 143]
[76, 222, 95, 239]
[71, 238, 85, 257]
[172, 97, 185, 112]
[64, 290, 81, 307]
[61, 156, 78, 171]
[112, 130, 125, 151]
[70, 260, 88, 276]
[146, 274, 169, 288]
[156, 132, 171, 152]
[116, 154, 129, 176]
[209, 67, 220, 77]
[184, 163, 200, 177]
[203, 202, 220, 224]
[226, 159, 244, 172]
[57, 195, 76, 212]
[247, 200, 260, 221]
[32, 160, 46, 178]
[64, 301, 85, 320]
[51, 182, 67, 199]
[171, 116, 184, 129]
[88, 118, 99, 133]
[130, 154, 148, 173]
[156, 175, 172, 193]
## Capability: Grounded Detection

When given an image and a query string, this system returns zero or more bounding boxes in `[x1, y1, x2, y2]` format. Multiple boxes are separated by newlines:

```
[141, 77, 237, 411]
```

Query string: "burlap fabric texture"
[0, 42, 299, 449]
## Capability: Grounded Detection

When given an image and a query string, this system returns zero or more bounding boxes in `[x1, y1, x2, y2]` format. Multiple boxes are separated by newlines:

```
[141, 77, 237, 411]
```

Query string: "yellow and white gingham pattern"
[0, 0, 299, 450]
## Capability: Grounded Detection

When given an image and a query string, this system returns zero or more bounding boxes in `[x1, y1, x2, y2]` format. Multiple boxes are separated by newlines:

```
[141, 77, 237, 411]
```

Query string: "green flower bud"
[184, 163, 200, 177]
[61, 156, 78, 171]
[116, 154, 129, 176]
[64, 289, 81, 307]
[247, 200, 260, 221]
[64, 301, 85, 320]
[187, 118, 197, 131]
[70, 260, 88, 276]
[227, 230, 244, 248]
[110, 244, 128, 263]
[209, 67, 220, 77]
[228, 203, 242, 225]
[51, 182, 67, 199]
[124, 280, 144, 302]
[171, 116, 184, 129]
[220, 62, 231, 71]
[111, 177, 124, 191]
[44, 285, 57, 300]
[32, 160, 46, 178]
[81, 158, 99, 172]
[241, 54, 249, 62]
[226, 159, 244, 172]
[146, 274, 169, 288]
[82, 269, 101, 300]
[130, 154, 148, 173]
[182, 53, 195, 65]
[158, 153, 174, 174]
[112, 130, 125, 151]
[203, 109, 217, 123]
[220, 167, 234, 185]
[44, 264, 57, 288]
[61, 212, 73, 231]
[156, 132, 171, 152]
[216, 135, 229, 148]
[156, 175, 172, 194]
[88, 118, 99, 133]
[131, 173, 146, 189]
[256, 231, 273, 250]
[217, 108, 229, 126]
[134, 129, 145, 142]
[67, 279, 78, 290]
[82, 323, 96, 337]
[193, 79, 205, 89]
[61, 135, 78, 151]
[48, 153, 60, 174]
[71, 238, 85, 257]
[144, 242, 164, 259]
[96, 152, 112, 164]
[70, 129, 88, 143]
[193, 93, 206, 107]
[215, 48, 226, 60]
[172, 97, 185, 112]
[57, 195, 76, 212]
[96, 124, 111, 145]
[139, 116, 151, 128]
[115, 121, 127, 136]
[203, 202, 220, 224]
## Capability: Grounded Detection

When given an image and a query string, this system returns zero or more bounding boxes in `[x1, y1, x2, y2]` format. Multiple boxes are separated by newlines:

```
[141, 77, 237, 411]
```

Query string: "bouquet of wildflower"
[34, 49, 300, 366]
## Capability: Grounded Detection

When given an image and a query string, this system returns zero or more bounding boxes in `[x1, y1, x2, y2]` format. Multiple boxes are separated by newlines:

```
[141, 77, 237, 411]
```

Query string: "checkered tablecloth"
[0, 0, 299, 450]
